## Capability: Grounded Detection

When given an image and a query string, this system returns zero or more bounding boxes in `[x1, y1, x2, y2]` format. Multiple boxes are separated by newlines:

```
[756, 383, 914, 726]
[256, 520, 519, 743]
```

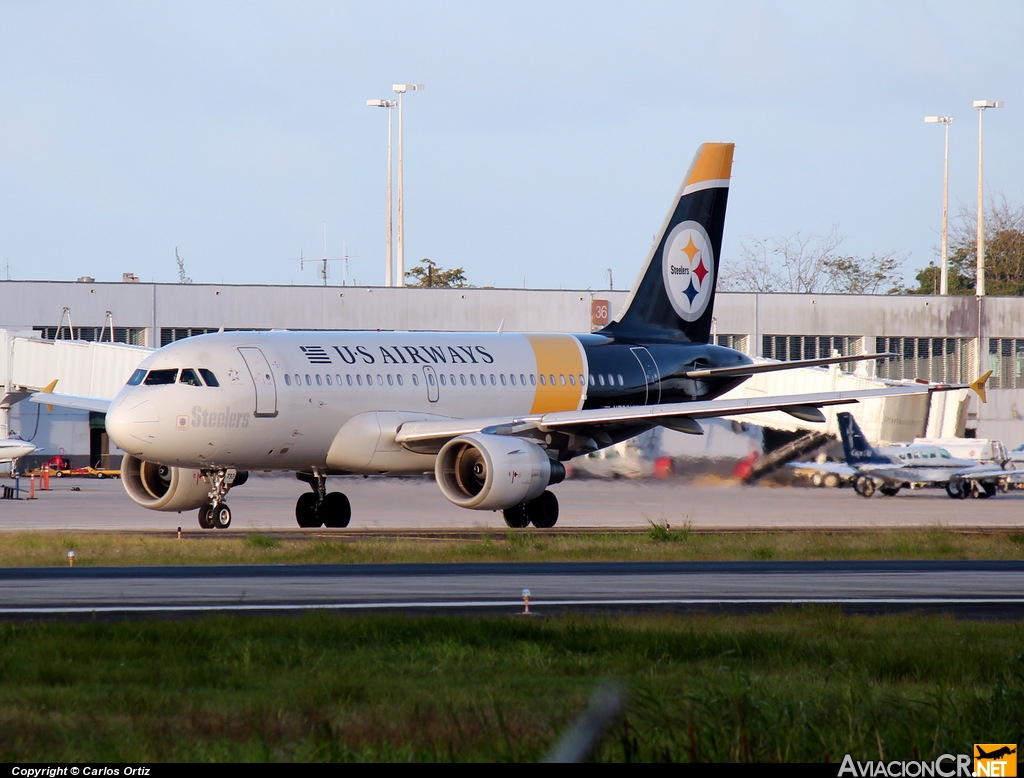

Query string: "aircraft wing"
[950, 465, 1024, 482]
[682, 352, 894, 379]
[395, 383, 944, 453]
[28, 392, 112, 414]
[788, 460, 858, 478]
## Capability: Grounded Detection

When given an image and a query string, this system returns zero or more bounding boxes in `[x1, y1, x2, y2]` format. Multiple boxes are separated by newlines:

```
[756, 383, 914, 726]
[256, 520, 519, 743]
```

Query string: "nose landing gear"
[196, 468, 245, 529]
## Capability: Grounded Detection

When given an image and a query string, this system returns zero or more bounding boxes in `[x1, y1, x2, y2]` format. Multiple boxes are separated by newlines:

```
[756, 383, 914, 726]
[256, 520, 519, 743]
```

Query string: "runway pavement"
[3, 474, 1024, 619]
[1, 473, 1024, 532]
[4, 561, 1024, 618]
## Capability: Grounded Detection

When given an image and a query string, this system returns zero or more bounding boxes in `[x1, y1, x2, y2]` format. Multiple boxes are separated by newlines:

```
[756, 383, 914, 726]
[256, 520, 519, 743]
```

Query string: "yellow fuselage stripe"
[526, 334, 586, 413]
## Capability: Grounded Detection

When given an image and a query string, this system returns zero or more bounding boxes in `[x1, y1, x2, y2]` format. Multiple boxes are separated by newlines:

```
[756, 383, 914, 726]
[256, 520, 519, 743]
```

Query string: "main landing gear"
[502, 490, 559, 529]
[196, 468, 248, 529]
[295, 470, 351, 528]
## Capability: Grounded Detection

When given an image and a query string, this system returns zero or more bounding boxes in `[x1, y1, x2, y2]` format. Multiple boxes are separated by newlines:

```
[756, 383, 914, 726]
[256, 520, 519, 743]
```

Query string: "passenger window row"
[280, 371, 622, 390]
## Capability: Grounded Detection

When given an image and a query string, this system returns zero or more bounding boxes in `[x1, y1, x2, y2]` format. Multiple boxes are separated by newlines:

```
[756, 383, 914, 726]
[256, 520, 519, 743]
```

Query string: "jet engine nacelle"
[435, 433, 563, 510]
[120, 454, 211, 512]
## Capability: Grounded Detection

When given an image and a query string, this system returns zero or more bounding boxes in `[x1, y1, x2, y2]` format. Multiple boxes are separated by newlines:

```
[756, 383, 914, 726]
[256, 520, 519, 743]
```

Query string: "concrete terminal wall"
[1, 279, 1022, 446]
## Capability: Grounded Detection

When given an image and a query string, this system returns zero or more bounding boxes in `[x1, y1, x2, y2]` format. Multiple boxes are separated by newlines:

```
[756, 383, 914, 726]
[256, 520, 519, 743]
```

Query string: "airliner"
[0, 438, 36, 475]
[794, 411, 1012, 499]
[34, 143, 982, 529]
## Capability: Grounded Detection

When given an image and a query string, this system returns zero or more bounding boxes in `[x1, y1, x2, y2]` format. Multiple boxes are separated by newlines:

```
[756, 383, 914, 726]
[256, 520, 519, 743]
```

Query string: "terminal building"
[1, 276, 1022, 468]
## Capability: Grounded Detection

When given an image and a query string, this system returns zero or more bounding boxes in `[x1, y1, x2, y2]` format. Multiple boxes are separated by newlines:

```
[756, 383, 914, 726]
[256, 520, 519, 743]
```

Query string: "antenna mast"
[293, 223, 352, 286]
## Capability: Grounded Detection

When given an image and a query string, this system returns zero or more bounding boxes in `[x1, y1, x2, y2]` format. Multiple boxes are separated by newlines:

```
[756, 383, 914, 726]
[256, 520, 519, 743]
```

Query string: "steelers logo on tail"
[662, 220, 715, 322]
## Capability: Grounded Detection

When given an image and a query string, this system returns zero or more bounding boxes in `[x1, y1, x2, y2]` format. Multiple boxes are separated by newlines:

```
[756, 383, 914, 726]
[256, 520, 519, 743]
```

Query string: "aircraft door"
[422, 366, 439, 403]
[237, 347, 279, 418]
[630, 347, 661, 405]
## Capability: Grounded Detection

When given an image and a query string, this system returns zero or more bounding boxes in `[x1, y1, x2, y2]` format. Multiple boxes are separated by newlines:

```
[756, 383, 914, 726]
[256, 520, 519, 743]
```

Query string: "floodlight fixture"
[367, 98, 398, 285]
[974, 100, 1003, 297]
[924, 115, 953, 294]
[392, 84, 425, 286]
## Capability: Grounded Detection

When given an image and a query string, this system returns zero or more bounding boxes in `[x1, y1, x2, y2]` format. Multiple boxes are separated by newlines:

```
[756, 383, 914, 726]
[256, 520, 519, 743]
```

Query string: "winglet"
[970, 370, 991, 403]
[40, 379, 58, 412]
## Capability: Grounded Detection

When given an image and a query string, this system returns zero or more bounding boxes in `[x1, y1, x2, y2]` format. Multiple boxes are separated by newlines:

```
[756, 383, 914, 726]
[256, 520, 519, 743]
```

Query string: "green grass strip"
[0, 610, 1021, 762]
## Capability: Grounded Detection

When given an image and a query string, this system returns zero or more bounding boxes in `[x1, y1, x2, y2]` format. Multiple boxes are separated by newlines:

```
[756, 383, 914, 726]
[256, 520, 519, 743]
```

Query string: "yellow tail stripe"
[526, 334, 586, 414]
[685, 142, 734, 187]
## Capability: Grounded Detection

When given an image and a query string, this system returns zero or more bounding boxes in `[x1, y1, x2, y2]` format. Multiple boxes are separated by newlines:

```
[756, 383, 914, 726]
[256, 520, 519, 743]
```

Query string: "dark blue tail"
[600, 143, 733, 344]
[837, 412, 888, 464]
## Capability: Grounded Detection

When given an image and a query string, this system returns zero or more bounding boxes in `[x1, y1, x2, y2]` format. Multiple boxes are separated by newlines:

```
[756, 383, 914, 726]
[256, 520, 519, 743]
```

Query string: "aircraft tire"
[320, 491, 351, 528]
[213, 503, 232, 529]
[198, 502, 215, 530]
[295, 491, 322, 528]
[854, 477, 876, 498]
[528, 490, 559, 529]
[823, 474, 840, 489]
[971, 482, 996, 499]
[946, 482, 968, 499]
[502, 504, 530, 529]
[879, 485, 900, 497]
[811, 473, 823, 487]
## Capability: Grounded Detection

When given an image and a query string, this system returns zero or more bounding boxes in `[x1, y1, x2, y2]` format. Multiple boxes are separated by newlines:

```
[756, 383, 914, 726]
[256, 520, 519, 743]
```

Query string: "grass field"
[2, 529, 1021, 762]
[1, 526, 1023, 567]
[0, 610, 1020, 762]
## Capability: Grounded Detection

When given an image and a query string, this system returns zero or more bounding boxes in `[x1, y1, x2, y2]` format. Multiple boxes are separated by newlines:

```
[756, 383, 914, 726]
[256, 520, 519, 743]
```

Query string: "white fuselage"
[106, 330, 589, 473]
[0, 439, 36, 462]
[859, 445, 991, 484]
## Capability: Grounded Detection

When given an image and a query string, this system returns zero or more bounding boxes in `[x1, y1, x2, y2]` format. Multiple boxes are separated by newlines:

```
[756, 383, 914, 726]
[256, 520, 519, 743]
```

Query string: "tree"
[405, 258, 469, 288]
[175, 247, 192, 284]
[721, 228, 906, 294]
[908, 195, 1024, 296]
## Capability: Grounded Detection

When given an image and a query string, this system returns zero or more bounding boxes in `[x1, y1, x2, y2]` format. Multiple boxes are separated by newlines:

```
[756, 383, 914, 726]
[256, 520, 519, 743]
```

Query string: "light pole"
[924, 116, 953, 294]
[366, 98, 397, 286]
[393, 84, 424, 287]
[973, 100, 1003, 297]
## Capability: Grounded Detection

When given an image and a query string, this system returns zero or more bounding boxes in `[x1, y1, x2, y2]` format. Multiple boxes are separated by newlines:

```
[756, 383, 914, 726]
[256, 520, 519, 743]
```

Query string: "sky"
[1, 1, 1022, 292]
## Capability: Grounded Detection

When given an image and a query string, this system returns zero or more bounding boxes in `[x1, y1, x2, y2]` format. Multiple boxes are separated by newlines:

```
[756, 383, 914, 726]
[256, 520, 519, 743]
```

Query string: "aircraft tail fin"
[837, 412, 888, 465]
[970, 370, 992, 403]
[601, 142, 734, 344]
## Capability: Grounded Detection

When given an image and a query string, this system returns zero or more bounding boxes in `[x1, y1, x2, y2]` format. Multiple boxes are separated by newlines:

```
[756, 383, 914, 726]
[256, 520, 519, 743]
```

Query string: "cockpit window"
[179, 369, 202, 387]
[127, 369, 146, 386]
[143, 368, 178, 386]
[198, 369, 220, 387]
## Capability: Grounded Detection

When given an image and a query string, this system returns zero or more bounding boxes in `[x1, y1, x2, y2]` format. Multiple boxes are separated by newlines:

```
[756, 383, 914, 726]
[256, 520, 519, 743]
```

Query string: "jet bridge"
[0, 329, 151, 455]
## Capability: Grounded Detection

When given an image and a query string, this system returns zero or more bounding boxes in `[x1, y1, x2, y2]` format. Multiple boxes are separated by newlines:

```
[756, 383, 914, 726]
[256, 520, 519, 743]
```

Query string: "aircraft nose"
[106, 395, 160, 454]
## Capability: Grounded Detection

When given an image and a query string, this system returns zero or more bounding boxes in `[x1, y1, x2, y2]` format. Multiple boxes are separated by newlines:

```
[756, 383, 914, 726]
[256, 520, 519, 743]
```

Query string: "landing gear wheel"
[854, 476, 876, 498]
[296, 491, 322, 528]
[198, 502, 215, 529]
[823, 474, 840, 489]
[213, 503, 232, 529]
[971, 482, 996, 499]
[879, 485, 901, 497]
[527, 490, 559, 528]
[319, 492, 351, 528]
[811, 472, 824, 487]
[503, 504, 530, 529]
[946, 482, 968, 499]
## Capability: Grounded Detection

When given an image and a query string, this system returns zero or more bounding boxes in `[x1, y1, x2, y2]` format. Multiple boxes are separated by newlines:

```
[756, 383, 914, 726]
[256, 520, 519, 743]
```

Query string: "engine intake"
[435, 433, 562, 510]
[120, 454, 211, 512]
